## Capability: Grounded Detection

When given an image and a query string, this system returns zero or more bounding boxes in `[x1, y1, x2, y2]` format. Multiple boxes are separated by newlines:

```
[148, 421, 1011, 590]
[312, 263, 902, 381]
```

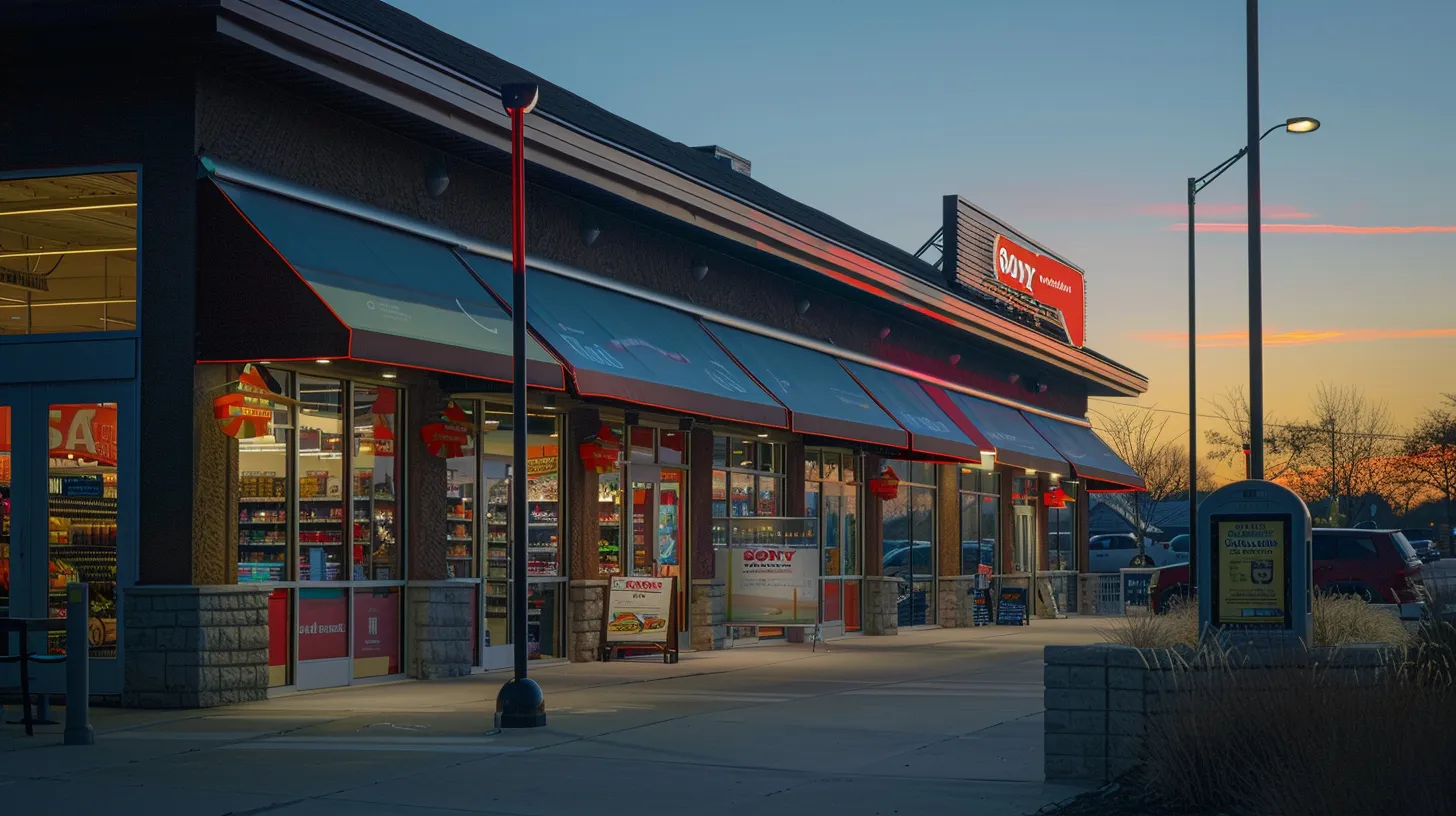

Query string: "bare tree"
[1281, 383, 1402, 524]
[1403, 392, 1456, 528]
[1093, 406, 1200, 552]
[1203, 386, 1306, 481]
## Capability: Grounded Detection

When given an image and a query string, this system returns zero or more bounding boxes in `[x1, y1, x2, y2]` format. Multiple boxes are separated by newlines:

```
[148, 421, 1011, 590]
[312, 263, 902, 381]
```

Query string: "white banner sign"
[727, 545, 820, 625]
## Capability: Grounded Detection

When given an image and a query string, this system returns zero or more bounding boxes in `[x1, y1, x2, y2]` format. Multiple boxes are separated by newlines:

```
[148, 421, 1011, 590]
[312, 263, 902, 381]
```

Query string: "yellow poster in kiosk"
[1216, 519, 1286, 625]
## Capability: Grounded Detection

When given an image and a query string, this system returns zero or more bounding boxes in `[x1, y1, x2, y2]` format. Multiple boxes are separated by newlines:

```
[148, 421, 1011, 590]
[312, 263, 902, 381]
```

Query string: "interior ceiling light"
[0, 201, 137, 217]
[315, 359, 332, 364]
[0, 246, 136, 259]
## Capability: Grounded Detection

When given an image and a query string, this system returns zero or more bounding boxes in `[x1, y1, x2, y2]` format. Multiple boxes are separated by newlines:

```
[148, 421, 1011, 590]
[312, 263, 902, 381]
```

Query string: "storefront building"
[0, 0, 1146, 706]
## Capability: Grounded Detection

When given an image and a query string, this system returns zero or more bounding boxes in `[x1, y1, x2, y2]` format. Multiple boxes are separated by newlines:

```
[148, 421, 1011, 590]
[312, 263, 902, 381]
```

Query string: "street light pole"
[1184, 116, 1319, 586]
[496, 81, 547, 730]
[1247, 0, 1266, 480]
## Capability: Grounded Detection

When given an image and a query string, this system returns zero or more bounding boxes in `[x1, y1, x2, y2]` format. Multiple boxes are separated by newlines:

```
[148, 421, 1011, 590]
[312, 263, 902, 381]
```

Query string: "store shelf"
[240, 521, 287, 526]
[447, 536, 472, 542]
[240, 497, 287, 503]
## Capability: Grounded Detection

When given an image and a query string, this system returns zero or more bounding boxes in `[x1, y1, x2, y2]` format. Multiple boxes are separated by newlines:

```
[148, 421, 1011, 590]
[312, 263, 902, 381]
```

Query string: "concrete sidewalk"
[1, 618, 1109, 816]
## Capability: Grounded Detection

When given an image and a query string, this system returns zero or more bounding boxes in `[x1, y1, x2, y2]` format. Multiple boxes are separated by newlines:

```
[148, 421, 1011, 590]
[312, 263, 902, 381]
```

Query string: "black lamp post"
[495, 81, 547, 730]
[1185, 114, 1318, 582]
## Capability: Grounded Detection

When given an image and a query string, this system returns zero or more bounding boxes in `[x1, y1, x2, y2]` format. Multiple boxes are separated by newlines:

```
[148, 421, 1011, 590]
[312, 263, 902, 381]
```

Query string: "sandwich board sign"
[601, 576, 679, 663]
[1196, 479, 1312, 645]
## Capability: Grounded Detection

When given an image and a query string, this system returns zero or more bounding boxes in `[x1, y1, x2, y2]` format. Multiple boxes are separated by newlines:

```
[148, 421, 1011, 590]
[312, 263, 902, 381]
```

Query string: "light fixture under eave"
[381, 368, 398, 380]
[757, 432, 769, 438]
[948, 353, 962, 366]
[979, 451, 996, 471]
[1285, 116, 1321, 133]
[315, 359, 332, 365]
[795, 298, 811, 316]
[691, 261, 709, 281]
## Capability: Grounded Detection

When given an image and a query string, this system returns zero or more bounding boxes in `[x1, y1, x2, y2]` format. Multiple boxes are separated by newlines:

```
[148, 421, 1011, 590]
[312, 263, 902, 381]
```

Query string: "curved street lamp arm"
[1192, 123, 1293, 197]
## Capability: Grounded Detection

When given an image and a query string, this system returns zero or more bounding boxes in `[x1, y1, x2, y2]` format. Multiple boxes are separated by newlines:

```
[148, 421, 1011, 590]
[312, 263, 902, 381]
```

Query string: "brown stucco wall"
[193, 70, 1090, 418]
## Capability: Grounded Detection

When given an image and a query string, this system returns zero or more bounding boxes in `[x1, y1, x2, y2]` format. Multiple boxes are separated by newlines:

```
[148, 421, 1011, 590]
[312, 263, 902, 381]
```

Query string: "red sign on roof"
[993, 235, 1087, 347]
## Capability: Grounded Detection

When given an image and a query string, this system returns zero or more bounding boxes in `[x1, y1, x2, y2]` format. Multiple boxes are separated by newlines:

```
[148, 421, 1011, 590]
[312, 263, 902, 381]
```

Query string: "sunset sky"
[387, 0, 1455, 460]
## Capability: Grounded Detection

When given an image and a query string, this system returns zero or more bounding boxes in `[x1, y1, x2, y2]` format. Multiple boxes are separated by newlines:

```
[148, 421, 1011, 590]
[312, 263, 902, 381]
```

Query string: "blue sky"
[388, 0, 1455, 441]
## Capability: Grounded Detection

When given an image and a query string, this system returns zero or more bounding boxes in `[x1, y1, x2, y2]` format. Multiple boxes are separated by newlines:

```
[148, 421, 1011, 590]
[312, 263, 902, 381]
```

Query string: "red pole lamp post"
[495, 81, 548, 730]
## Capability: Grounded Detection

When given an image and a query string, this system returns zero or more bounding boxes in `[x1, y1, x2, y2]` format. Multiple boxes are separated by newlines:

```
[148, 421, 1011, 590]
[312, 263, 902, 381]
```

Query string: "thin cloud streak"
[1165, 222, 1456, 234]
[1133, 328, 1456, 349]
[1135, 202, 1312, 219]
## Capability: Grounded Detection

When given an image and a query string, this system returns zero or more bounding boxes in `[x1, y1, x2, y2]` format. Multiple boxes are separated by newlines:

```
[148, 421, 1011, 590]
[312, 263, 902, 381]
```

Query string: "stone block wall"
[862, 576, 901, 636]
[691, 579, 726, 651]
[406, 584, 473, 679]
[1043, 643, 1399, 784]
[122, 586, 270, 709]
[936, 576, 981, 628]
[569, 579, 607, 662]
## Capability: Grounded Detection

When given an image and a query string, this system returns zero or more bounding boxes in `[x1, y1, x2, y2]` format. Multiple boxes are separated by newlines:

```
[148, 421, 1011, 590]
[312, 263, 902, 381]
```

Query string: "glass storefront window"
[730, 472, 754, 517]
[352, 586, 402, 678]
[1046, 482, 1077, 572]
[883, 459, 937, 626]
[0, 171, 137, 336]
[629, 427, 655, 463]
[46, 402, 121, 656]
[756, 475, 780, 516]
[959, 467, 1000, 575]
[444, 400, 477, 579]
[598, 471, 622, 574]
[352, 384, 401, 581]
[238, 370, 293, 583]
[0, 405, 10, 618]
[821, 452, 840, 482]
[297, 377, 345, 582]
[658, 430, 686, 465]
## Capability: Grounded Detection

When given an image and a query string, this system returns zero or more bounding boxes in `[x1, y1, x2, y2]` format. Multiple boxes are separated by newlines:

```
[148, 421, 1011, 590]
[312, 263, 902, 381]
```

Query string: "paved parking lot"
[1, 619, 1108, 816]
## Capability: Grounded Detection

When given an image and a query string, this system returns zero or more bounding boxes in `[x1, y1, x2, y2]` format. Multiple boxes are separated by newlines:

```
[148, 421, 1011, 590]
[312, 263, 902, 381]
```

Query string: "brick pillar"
[191, 364, 239, 586]
[688, 427, 724, 648]
[406, 583, 473, 678]
[785, 440, 806, 517]
[862, 576, 900, 635]
[407, 376, 450, 581]
[566, 407, 605, 661]
[862, 455, 886, 576]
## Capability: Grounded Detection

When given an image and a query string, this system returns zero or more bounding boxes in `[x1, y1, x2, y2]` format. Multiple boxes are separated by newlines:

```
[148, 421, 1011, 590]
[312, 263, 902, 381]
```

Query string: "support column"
[862, 455, 886, 577]
[688, 427, 724, 650]
[937, 463, 964, 626]
[122, 586, 270, 708]
[566, 407, 606, 662]
[405, 377, 471, 679]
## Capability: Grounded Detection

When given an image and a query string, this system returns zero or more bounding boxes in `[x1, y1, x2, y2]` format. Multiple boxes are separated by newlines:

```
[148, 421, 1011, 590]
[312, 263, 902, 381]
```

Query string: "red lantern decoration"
[578, 425, 621, 474]
[868, 465, 901, 501]
[420, 401, 472, 458]
[1043, 486, 1066, 508]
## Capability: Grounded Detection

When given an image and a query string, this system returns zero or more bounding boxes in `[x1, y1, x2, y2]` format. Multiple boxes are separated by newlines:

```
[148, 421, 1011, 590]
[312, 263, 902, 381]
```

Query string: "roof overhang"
[14, 0, 1148, 398]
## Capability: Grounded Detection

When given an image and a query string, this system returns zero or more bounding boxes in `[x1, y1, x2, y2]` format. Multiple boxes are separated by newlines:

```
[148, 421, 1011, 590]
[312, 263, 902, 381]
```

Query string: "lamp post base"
[494, 677, 547, 729]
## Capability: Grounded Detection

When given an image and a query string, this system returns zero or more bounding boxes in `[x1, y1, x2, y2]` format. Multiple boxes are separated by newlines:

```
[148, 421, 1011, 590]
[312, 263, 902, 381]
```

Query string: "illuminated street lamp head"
[1285, 117, 1320, 133]
[500, 82, 540, 115]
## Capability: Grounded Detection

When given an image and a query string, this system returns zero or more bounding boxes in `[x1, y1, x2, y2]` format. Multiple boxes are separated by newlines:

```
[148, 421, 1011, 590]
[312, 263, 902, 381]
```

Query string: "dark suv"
[1149, 528, 1426, 614]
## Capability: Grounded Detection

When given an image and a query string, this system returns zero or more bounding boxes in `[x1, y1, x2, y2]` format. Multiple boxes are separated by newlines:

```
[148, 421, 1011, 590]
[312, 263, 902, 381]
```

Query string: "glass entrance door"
[628, 466, 688, 638]
[1013, 505, 1036, 575]
[0, 382, 131, 693]
[819, 488, 844, 637]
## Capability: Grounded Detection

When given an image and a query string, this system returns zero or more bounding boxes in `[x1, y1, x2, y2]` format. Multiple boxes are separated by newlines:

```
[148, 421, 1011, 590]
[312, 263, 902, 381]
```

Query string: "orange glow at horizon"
[1167, 222, 1456, 234]
[1133, 327, 1456, 348]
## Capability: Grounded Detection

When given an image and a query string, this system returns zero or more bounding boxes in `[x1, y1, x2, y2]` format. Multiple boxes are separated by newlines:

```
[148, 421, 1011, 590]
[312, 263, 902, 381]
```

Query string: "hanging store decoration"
[1043, 486, 1067, 508]
[578, 424, 621, 474]
[213, 364, 288, 440]
[420, 401, 473, 458]
[868, 465, 901, 501]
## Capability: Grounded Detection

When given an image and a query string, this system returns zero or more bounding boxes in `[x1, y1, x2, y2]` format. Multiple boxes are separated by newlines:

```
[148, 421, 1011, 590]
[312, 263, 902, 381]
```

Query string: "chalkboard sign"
[971, 588, 991, 626]
[996, 585, 1028, 626]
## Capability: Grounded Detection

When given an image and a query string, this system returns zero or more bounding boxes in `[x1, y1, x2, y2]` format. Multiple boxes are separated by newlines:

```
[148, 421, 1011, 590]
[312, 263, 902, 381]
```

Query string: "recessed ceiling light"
[757, 433, 769, 438]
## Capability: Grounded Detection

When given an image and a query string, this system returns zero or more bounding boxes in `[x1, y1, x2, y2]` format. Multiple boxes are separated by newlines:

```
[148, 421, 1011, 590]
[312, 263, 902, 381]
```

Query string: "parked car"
[1087, 534, 1180, 573]
[1401, 529, 1441, 563]
[882, 541, 933, 580]
[1149, 528, 1426, 614]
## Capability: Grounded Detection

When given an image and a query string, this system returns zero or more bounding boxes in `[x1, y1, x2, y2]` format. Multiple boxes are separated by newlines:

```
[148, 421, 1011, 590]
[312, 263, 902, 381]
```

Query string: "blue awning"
[1022, 413, 1145, 491]
[458, 253, 788, 427]
[704, 324, 908, 448]
[940, 391, 1071, 476]
[841, 362, 983, 461]
[205, 180, 564, 388]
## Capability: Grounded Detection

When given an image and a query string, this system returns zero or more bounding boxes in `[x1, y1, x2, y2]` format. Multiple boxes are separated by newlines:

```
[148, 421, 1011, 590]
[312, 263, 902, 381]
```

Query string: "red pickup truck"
[1149, 527, 1426, 614]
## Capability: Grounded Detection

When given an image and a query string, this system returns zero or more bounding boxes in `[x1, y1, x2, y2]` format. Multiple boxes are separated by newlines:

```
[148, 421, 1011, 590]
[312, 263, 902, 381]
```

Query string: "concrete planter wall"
[1044, 642, 1398, 784]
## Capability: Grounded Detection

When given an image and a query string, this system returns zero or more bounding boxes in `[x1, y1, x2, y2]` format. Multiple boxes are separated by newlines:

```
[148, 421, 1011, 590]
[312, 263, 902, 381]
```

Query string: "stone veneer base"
[861, 576, 901, 636]
[569, 579, 608, 662]
[122, 585, 271, 709]
[690, 579, 726, 651]
[406, 583, 474, 679]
